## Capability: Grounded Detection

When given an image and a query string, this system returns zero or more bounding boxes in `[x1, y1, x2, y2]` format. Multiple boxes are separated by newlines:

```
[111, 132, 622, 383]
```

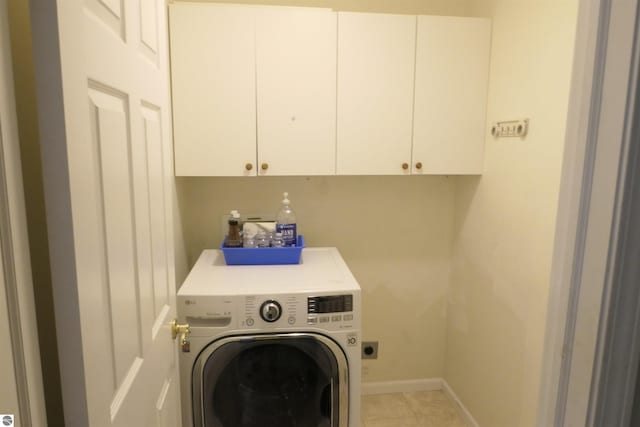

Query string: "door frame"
[537, 0, 640, 425]
[0, 0, 47, 425]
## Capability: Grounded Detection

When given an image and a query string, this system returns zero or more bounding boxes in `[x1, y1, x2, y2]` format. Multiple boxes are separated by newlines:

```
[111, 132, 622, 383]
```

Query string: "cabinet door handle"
[415, 162, 423, 170]
[261, 163, 269, 171]
[402, 163, 409, 170]
[245, 163, 253, 171]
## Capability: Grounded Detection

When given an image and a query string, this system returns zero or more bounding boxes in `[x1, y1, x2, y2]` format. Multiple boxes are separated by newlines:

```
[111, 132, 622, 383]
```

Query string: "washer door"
[192, 333, 348, 427]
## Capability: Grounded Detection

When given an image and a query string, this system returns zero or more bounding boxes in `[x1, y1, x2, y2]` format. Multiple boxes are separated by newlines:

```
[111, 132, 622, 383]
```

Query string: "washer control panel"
[308, 295, 353, 314]
[242, 294, 357, 329]
[260, 300, 282, 322]
[307, 295, 354, 325]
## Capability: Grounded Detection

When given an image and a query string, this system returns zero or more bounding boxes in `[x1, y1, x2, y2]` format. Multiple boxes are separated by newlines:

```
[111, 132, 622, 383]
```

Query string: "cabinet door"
[337, 12, 416, 175]
[256, 7, 337, 176]
[413, 16, 491, 175]
[170, 4, 257, 176]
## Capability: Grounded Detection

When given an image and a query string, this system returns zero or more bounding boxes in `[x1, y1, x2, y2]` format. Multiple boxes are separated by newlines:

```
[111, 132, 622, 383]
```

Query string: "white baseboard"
[441, 380, 480, 427]
[361, 378, 480, 427]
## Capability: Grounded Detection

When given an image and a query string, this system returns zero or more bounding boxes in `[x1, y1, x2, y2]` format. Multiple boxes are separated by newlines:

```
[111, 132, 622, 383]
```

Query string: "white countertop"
[178, 247, 360, 296]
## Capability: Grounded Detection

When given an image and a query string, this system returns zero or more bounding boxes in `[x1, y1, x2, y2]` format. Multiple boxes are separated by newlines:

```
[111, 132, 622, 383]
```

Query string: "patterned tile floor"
[361, 391, 467, 427]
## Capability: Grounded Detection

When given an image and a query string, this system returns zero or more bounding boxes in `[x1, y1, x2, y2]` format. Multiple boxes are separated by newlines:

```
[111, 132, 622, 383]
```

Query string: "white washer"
[178, 247, 362, 427]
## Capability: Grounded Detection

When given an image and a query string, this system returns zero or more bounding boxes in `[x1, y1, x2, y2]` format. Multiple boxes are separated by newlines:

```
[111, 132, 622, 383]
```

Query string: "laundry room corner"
[444, 0, 579, 426]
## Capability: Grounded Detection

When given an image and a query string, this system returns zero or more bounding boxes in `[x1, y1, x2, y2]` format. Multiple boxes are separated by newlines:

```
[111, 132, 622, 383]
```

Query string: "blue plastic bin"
[220, 235, 305, 265]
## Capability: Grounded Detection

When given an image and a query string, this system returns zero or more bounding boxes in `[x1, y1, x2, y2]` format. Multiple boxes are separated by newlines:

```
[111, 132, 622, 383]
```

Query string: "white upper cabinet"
[170, 5, 491, 177]
[336, 12, 417, 175]
[412, 16, 491, 175]
[170, 4, 336, 177]
[256, 8, 337, 176]
[170, 4, 256, 176]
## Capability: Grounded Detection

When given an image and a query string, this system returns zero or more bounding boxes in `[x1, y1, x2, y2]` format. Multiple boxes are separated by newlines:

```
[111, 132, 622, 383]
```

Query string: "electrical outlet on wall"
[362, 341, 378, 359]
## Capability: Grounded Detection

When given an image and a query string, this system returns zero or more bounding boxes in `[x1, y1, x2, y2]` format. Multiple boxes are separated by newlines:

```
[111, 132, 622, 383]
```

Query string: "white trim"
[362, 378, 480, 427]
[583, 0, 640, 422]
[536, 0, 603, 421]
[361, 378, 442, 395]
[538, 0, 640, 425]
[442, 380, 481, 427]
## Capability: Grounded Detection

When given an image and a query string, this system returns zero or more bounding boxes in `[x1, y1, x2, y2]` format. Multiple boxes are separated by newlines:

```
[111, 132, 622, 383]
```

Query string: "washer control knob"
[260, 300, 282, 323]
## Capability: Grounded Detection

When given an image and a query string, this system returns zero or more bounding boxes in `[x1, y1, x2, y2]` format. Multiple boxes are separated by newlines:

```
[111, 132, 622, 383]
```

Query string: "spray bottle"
[275, 192, 297, 247]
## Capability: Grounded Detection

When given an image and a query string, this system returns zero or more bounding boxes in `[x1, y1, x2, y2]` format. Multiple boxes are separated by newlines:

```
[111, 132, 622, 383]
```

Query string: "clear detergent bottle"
[275, 192, 297, 247]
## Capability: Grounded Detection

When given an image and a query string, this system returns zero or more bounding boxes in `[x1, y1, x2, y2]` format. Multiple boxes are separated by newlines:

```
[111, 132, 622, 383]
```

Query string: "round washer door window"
[193, 334, 348, 427]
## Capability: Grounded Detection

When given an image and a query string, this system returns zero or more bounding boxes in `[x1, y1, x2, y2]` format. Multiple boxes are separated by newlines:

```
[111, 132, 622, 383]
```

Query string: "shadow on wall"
[175, 0, 472, 17]
[446, 173, 539, 426]
[174, 175, 456, 270]
[450, 176, 481, 229]
[446, 243, 526, 426]
[363, 285, 448, 382]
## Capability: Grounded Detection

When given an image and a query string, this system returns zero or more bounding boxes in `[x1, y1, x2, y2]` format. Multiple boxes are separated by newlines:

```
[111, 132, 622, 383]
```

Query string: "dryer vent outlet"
[362, 341, 378, 359]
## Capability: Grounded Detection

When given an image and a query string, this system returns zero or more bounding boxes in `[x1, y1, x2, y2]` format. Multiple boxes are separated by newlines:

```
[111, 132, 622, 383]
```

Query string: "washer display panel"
[193, 333, 349, 427]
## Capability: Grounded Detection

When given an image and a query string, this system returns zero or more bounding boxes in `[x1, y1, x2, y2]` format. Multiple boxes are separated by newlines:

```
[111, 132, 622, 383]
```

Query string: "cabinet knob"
[415, 162, 423, 170]
[261, 163, 269, 171]
[402, 163, 409, 170]
[245, 163, 253, 171]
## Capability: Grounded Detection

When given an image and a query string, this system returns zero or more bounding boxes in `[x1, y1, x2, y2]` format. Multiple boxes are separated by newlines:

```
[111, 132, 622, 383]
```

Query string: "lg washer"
[177, 247, 361, 427]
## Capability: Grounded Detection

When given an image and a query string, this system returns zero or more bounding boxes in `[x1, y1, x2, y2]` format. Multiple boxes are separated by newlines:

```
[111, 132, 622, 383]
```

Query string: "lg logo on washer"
[1, 415, 14, 426]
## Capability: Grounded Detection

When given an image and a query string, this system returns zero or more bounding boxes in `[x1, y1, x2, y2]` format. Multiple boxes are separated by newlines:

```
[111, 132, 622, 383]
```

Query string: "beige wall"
[444, 1, 578, 426]
[177, 176, 456, 381]
[177, 0, 471, 15]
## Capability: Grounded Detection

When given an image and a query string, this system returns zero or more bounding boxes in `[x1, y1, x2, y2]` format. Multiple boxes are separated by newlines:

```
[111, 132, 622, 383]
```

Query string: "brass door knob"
[402, 163, 409, 170]
[261, 163, 269, 171]
[245, 163, 253, 171]
[415, 162, 423, 170]
[171, 319, 191, 353]
[171, 319, 190, 340]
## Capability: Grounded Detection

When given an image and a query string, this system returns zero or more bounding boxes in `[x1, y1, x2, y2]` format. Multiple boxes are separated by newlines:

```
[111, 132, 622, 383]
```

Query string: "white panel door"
[413, 16, 491, 175]
[170, 3, 257, 177]
[30, 1, 180, 426]
[256, 7, 337, 176]
[337, 12, 416, 175]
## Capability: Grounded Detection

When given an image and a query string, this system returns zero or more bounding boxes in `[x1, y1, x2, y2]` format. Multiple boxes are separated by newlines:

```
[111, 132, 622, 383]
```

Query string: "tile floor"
[361, 391, 467, 427]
